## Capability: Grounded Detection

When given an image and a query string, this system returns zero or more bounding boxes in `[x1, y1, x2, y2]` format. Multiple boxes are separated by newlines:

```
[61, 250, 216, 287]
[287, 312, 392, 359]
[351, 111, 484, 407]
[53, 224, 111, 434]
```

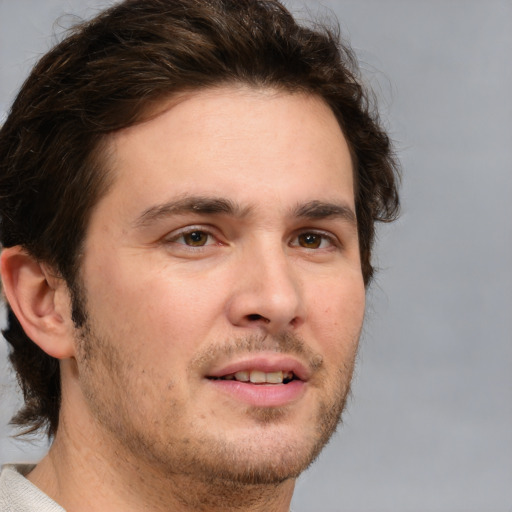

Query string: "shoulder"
[0, 465, 65, 512]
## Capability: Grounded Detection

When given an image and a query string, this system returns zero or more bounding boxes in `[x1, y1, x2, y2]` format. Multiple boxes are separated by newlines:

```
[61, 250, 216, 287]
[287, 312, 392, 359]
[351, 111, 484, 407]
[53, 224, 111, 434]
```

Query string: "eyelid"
[290, 229, 341, 249]
[163, 225, 221, 246]
[161, 224, 341, 251]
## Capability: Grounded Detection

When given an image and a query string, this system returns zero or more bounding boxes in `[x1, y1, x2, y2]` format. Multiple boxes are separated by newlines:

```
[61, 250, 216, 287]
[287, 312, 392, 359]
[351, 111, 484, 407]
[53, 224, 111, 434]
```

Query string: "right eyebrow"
[132, 195, 250, 228]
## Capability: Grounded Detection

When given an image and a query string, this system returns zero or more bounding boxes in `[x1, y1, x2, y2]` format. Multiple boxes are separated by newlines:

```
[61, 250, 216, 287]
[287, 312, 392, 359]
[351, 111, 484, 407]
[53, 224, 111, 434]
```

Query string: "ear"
[0, 246, 76, 359]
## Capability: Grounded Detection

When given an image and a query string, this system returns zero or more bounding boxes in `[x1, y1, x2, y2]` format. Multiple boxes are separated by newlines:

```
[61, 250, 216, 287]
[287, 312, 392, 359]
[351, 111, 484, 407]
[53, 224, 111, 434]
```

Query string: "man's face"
[71, 86, 365, 484]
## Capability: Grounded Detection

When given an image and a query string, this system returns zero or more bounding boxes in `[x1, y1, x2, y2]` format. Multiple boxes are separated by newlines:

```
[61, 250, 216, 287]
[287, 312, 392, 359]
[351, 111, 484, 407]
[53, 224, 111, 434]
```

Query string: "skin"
[4, 86, 365, 512]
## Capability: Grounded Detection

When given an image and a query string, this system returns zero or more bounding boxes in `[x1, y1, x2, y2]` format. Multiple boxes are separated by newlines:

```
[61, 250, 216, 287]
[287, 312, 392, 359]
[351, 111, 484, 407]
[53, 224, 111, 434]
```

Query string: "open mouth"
[208, 370, 297, 384]
[205, 363, 307, 406]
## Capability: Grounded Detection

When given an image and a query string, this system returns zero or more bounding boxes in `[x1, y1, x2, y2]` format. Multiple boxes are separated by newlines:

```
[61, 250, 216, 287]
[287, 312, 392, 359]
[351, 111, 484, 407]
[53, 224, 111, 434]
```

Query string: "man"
[0, 0, 399, 511]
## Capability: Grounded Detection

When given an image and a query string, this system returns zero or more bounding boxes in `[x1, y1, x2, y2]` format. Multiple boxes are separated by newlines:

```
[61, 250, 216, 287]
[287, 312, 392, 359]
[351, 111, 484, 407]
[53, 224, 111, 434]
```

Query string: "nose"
[226, 242, 306, 334]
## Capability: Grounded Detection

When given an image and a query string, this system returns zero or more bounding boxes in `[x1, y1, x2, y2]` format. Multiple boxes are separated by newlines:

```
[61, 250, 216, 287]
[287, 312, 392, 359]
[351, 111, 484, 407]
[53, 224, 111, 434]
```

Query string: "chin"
[168, 399, 345, 487]
[189, 435, 325, 486]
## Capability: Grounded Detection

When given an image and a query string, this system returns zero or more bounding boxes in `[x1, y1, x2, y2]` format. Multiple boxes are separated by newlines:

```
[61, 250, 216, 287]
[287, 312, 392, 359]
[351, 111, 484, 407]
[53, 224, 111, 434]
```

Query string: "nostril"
[247, 314, 270, 323]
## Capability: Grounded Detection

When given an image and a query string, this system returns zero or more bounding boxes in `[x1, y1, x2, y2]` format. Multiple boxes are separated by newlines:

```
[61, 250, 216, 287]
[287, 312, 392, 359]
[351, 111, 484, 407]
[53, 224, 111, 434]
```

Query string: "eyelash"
[291, 231, 339, 250]
[164, 226, 340, 251]
[164, 226, 220, 248]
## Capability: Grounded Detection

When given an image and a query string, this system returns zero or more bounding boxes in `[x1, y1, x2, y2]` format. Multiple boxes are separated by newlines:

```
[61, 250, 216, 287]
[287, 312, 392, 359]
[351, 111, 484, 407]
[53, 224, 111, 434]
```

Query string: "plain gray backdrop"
[1, 1, 511, 511]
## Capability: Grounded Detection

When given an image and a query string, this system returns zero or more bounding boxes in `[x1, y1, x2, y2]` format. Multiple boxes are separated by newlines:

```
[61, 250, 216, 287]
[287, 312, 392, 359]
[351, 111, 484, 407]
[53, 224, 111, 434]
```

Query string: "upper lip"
[205, 354, 311, 381]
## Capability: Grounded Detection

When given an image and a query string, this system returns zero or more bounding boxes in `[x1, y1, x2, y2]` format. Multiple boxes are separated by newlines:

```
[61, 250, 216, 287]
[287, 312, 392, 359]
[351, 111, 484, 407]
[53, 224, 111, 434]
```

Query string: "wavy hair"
[0, 0, 400, 437]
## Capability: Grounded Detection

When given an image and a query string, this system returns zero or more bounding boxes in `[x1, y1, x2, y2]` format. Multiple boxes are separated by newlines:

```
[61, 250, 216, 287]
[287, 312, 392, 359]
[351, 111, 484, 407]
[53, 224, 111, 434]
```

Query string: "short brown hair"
[0, 0, 399, 437]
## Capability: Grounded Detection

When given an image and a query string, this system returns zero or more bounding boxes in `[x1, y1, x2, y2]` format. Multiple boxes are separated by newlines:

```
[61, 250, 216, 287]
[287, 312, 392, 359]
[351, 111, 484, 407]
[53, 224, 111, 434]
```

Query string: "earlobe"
[0, 246, 75, 359]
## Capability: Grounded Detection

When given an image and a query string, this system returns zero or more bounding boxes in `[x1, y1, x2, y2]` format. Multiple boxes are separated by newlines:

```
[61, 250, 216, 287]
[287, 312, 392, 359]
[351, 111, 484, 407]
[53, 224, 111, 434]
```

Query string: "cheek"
[83, 256, 229, 361]
[308, 274, 365, 358]
[140, 269, 228, 334]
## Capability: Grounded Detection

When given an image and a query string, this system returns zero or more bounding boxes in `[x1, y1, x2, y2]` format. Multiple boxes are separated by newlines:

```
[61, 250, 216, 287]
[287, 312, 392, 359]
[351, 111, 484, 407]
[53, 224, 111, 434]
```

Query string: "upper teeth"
[223, 370, 294, 384]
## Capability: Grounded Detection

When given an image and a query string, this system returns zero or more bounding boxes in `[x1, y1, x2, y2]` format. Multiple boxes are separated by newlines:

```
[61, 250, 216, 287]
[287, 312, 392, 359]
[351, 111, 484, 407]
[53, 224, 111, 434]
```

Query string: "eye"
[167, 228, 216, 247]
[181, 230, 211, 247]
[298, 233, 322, 249]
[293, 231, 336, 250]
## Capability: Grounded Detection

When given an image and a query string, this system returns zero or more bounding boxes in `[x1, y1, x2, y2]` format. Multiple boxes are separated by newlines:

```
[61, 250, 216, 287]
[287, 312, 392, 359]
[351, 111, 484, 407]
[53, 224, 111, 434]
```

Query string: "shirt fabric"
[0, 465, 64, 512]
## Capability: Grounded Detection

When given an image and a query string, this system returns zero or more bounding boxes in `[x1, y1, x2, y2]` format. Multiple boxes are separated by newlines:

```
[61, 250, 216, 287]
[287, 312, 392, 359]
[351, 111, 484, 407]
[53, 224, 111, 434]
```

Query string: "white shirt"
[0, 464, 64, 512]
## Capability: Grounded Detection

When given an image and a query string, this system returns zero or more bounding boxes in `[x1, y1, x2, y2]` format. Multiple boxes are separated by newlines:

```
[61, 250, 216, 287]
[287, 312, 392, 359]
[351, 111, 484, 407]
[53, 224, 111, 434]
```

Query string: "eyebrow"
[133, 196, 249, 228]
[133, 196, 357, 228]
[293, 200, 357, 226]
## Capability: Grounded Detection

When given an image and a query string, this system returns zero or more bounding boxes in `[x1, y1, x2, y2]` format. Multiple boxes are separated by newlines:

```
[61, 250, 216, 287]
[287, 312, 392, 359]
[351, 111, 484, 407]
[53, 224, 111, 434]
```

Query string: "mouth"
[208, 370, 297, 385]
[204, 356, 309, 407]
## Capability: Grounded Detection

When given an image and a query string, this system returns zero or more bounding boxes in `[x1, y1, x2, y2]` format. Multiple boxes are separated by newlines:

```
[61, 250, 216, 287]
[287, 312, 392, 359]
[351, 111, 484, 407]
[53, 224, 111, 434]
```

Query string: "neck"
[28, 415, 294, 512]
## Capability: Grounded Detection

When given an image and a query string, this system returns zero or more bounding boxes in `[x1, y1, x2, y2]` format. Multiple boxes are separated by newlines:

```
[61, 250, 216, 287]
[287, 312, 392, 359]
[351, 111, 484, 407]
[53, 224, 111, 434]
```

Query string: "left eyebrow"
[292, 200, 357, 226]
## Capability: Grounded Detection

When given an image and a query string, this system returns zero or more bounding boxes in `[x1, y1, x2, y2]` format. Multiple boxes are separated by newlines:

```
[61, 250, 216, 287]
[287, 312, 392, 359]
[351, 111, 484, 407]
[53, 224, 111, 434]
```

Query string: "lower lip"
[207, 379, 306, 407]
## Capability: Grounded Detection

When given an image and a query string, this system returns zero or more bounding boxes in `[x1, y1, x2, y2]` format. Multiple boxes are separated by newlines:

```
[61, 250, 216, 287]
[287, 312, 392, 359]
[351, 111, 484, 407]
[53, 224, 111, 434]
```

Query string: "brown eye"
[183, 231, 210, 246]
[298, 233, 322, 249]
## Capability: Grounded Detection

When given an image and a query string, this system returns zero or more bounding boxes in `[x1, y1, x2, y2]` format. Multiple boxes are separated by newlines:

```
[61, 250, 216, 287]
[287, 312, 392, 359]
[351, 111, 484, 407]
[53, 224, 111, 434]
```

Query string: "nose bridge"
[257, 238, 299, 306]
[228, 232, 304, 331]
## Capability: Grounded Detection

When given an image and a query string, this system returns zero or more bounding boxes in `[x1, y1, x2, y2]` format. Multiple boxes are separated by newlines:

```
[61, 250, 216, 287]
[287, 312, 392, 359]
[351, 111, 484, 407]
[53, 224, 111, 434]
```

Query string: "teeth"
[250, 370, 266, 383]
[266, 371, 284, 384]
[225, 370, 291, 384]
[234, 371, 249, 382]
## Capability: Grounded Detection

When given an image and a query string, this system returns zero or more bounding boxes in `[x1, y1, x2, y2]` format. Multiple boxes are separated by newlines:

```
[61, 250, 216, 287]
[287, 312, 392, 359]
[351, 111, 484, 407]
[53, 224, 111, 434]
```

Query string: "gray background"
[1, 1, 511, 511]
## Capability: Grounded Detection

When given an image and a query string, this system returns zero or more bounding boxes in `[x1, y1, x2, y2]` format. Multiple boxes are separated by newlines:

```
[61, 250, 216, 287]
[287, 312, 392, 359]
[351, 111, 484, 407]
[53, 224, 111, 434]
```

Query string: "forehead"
[99, 86, 355, 220]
